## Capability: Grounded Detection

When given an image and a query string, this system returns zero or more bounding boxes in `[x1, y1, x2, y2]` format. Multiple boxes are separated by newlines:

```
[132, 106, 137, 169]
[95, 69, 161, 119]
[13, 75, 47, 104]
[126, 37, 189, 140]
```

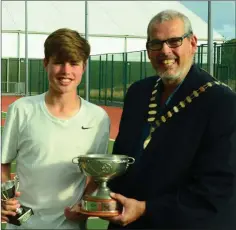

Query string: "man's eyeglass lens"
[147, 33, 191, 51]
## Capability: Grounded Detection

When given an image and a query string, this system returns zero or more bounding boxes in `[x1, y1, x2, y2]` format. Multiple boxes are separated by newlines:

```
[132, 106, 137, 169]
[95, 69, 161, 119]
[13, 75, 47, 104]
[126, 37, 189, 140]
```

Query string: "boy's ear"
[83, 62, 87, 71]
[43, 58, 48, 68]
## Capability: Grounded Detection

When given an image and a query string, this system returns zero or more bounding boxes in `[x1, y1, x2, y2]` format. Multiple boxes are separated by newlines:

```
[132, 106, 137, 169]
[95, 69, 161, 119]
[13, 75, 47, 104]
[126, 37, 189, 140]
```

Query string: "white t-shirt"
[1, 93, 110, 229]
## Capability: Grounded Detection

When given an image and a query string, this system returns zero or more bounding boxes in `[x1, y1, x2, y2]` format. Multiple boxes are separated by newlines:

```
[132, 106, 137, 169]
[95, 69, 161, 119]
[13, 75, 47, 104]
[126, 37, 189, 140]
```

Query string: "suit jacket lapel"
[142, 65, 209, 153]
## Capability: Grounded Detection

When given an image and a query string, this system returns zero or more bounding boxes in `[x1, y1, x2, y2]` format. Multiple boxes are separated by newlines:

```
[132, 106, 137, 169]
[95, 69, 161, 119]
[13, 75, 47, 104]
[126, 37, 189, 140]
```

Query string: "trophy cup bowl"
[1, 177, 34, 226]
[72, 154, 135, 217]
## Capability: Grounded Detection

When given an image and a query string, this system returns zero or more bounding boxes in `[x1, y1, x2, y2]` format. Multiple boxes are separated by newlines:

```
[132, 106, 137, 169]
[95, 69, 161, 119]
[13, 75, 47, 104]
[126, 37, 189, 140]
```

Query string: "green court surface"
[1, 111, 7, 119]
[1, 218, 109, 230]
[1, 219, 109, 229]
[1, 111, 113, 230]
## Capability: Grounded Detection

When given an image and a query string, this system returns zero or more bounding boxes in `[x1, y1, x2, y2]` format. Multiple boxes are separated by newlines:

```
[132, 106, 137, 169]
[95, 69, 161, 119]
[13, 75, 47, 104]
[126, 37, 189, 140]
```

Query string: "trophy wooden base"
[80, 195, 121, 217]
[80, 209, 119, 217]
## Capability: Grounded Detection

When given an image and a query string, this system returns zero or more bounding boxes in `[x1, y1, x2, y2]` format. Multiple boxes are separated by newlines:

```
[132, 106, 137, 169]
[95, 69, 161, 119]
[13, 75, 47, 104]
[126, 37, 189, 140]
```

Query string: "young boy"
[1, 28, 110, 229]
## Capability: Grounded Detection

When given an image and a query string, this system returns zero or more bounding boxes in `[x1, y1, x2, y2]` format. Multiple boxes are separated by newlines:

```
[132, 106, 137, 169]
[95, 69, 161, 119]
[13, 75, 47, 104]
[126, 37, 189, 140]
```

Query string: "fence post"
[98, 55, 102, 102]
[29, 59, 31, 95]
[197, 45, 200, 65]
[140, 51, 143, 80]
[111, 54, 114, 103]
[123, 52, 127, 101]
[105, 54, 108, 106]
[88, 56, 91, 101]
[216, 45, 221, 80]
[200, 45, 204, 68]
[6, 58, 9, 93]
[42, 65, 44, 94]
[213, 42, 217, 77]
[144, 51, 147, 78]
[44, 64, 48, 93]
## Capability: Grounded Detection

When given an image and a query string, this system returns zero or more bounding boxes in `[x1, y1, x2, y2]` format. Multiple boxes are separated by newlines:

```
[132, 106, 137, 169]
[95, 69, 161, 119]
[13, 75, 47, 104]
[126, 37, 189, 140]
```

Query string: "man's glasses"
[146, 32, 193, 51]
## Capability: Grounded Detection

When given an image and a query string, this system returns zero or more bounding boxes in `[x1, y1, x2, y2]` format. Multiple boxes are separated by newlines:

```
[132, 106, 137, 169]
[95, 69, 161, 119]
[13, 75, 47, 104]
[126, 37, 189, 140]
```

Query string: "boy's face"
[44, 57, 85, 95]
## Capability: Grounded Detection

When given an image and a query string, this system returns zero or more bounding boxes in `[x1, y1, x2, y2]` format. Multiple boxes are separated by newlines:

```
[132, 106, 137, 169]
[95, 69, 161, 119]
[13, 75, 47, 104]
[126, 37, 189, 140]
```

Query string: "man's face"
[44, 57, 85, 94]
[147, 18, 197, 82]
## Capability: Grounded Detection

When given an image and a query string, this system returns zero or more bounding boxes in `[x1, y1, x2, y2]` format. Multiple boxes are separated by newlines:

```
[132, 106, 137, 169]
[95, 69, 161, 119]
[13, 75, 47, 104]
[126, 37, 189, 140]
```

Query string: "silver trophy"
[1, 176, 34, 226]
[72, 154, 135, 217]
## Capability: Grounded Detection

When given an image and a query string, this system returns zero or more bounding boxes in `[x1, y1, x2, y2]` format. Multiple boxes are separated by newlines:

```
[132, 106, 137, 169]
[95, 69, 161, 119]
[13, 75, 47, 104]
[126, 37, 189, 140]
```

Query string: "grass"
[1, 111, 7, 119]
[87, 218, 109, 229]
[1, 218, 109, 229]
[1, 111, 114, 230]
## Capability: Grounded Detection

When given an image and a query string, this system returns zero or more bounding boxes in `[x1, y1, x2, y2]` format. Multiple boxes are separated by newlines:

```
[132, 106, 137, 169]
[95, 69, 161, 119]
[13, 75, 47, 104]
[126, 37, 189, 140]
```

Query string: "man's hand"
[64, 203, 88, 222]
[102, 192, 146, 227]
[1, 192, 21, 222]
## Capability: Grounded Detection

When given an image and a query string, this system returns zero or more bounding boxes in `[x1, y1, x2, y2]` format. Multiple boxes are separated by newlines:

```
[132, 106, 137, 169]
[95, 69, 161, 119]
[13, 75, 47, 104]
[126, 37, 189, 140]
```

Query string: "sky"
[181, 1, 236, 40]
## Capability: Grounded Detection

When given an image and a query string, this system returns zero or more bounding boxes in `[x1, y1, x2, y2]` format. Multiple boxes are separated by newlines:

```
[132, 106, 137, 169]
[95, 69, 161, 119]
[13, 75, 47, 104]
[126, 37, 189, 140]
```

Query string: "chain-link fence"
[1, 42, 235, 106]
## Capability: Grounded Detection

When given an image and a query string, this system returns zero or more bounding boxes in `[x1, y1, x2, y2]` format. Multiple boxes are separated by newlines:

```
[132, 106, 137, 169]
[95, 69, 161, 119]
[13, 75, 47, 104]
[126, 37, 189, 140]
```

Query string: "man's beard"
[156, 59, 193, 83]
[157, 67, 182, 81]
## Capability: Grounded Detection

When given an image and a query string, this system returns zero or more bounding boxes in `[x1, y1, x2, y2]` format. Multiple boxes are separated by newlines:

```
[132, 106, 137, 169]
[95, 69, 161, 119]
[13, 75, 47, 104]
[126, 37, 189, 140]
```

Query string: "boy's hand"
[64, 203, 88, 222]
[1, 192, 21, 222]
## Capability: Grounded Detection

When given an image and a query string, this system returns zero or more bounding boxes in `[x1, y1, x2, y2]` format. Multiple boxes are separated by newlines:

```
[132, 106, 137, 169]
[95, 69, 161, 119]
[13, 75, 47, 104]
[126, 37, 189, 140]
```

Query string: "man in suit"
[105, 10, 236, 229]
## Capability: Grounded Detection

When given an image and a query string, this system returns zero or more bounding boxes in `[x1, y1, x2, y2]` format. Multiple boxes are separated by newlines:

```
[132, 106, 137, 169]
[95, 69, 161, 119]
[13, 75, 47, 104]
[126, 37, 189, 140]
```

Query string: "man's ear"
[147, 50, 152, 60]
[191, 34, 198, 54]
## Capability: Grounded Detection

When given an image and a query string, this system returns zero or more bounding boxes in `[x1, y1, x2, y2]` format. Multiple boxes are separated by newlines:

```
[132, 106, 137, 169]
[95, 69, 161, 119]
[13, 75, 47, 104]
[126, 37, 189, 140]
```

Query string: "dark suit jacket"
[108, 64, 236, 229]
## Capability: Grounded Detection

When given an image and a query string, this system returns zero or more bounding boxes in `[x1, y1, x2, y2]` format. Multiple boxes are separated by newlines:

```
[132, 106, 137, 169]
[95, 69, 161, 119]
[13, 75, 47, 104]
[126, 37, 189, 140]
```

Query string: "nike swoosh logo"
[81, 126, 92, 130]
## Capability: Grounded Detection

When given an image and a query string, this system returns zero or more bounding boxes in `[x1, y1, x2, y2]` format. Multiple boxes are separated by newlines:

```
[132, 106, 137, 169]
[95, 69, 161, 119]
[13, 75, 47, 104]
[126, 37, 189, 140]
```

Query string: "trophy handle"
[72, 157, 80, 164]
[127, 157, 135, 165]
[14, 175, 20, 192]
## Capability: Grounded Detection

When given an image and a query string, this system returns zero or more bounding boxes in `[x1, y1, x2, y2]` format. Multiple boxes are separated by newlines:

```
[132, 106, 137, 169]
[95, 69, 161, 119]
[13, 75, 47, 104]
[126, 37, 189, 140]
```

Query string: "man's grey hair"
[147, 10, 193, 41]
